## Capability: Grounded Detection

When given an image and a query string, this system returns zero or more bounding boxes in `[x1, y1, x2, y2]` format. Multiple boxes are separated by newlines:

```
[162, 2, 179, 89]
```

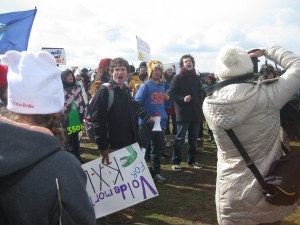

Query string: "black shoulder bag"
[225, 129, 300, 206]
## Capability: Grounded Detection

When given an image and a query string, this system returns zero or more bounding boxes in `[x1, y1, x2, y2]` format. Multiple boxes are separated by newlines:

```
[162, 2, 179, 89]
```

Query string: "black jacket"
[91, 79, 150, 151]
[168, 72, 205, 122]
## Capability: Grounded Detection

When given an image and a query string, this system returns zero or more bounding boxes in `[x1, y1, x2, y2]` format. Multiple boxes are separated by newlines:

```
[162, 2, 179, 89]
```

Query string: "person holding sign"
[61, 69, 86, 163]
[91, 57, 152, 224]
[0, 50, 96, 225]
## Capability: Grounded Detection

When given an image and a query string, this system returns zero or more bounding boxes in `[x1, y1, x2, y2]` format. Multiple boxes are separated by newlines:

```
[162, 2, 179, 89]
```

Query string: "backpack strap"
[102, 83, 114, 111]
[205, 73, 255, 96]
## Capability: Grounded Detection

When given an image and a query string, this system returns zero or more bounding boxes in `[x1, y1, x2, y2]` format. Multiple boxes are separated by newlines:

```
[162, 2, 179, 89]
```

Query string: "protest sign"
[136, 36, 151, 62]
[81, 143, 158, 218]
[61, 85, 85, 134]
[41, 47, 66, 65]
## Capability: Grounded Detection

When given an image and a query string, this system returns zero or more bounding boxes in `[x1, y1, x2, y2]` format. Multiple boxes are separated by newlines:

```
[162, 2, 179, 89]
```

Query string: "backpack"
[84, 83, 114, 142]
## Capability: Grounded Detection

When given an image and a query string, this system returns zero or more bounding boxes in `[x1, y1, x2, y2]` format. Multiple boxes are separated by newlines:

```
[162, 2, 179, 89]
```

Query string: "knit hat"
[147, 60, 163, 78]
[139, 61, 147, 68]
[1, 50, 64, 114]
[164, 64, 173, 72]
[0, 64, 8, 90]
[98, 58, 112, 71]
[215, 45, 253, 81]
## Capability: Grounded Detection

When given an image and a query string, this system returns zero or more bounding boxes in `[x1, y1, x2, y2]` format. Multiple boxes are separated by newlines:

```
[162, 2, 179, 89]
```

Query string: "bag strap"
[102, 83, 114, 111]
[205, 73, 255, 96]
[224, 129, 270, 190]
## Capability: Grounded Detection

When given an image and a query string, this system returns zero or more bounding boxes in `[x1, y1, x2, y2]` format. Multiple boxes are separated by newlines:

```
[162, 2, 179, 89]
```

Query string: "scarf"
[180, 67, 196, 85]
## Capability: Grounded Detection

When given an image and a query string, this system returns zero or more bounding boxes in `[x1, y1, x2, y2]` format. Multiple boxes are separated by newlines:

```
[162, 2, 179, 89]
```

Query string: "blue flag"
[0, 8, 37, 54]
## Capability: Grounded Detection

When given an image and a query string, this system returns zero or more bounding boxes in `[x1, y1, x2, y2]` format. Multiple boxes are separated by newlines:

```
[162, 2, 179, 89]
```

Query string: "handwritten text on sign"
[81, 143, 158, 218]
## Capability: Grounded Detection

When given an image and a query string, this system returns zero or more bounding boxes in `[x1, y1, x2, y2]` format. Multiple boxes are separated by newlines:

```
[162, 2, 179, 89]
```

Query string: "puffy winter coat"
[203, 46, 299, 225]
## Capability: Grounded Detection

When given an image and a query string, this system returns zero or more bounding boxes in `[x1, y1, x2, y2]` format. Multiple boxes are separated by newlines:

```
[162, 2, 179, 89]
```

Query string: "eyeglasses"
[113, 68, 127, 72]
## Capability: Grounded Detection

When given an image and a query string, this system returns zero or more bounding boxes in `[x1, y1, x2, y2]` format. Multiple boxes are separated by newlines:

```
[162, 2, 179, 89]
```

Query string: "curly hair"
[179, 54, 195, 68]
[14, 112, 65, 148]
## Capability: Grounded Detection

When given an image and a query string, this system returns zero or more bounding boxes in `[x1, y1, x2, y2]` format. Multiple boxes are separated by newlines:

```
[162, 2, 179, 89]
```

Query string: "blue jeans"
[139, 125, 165, 175]
[171, 122, 200, 165]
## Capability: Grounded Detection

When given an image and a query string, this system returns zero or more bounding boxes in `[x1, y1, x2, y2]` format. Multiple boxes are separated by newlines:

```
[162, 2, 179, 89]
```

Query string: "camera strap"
[205, 73, 255, 96]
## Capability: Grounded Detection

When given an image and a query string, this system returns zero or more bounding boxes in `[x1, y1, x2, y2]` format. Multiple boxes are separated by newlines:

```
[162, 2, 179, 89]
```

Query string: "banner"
[42, 47, 66, 65]
[0, 8, 37, 54]
[136, 36, 151, 62]
[62, 85, 85, 134]
[82, 143, 159, 218]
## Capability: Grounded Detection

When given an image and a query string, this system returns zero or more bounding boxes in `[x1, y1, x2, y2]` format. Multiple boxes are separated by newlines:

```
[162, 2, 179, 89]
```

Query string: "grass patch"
[80, 129, 300, 225]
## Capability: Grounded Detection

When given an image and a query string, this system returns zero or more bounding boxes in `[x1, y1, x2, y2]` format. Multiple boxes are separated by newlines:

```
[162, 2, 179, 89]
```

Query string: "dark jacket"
[168, 71, 205, 122]
[91, 79, 150, 151]
[0, 120, 96, 225]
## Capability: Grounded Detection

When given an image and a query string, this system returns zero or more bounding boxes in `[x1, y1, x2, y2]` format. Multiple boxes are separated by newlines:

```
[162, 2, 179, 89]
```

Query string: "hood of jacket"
[203, 82, 259, 129]
[0, 119, 61, 178]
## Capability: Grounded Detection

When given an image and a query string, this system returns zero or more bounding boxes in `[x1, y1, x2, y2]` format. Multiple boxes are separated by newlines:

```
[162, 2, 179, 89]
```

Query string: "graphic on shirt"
[150, 92, 165, 104]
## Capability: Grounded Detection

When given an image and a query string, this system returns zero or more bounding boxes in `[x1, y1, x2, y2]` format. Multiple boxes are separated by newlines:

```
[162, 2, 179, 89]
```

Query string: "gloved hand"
[100, 149, 109, 164]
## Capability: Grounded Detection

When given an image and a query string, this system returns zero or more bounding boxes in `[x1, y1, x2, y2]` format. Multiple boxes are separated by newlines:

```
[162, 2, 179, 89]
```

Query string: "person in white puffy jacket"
[203, 45, 300, 225]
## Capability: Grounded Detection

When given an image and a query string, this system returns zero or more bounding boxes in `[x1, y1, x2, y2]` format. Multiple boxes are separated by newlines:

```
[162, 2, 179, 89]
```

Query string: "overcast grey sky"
[1, 0, 300, 72]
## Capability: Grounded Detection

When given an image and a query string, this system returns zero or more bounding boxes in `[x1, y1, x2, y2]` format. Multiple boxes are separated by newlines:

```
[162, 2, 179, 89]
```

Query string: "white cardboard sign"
[81, 143, 158, 218]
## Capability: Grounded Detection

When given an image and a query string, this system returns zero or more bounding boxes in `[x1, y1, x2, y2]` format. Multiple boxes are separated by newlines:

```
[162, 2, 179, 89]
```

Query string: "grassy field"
[80, 129, 300, 225]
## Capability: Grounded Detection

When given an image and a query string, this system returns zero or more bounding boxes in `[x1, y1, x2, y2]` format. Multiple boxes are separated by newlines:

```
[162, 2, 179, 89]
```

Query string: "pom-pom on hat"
[147, 60, 163, 78]
[0, 64, 8, 90]
[215, 45, 253, 81]
[1, 50, 64, 114]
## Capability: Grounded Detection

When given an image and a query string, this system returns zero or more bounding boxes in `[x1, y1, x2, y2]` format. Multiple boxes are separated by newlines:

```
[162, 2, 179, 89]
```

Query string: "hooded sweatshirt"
[203, 46, 299, 225]
[0, 119, 96, 225]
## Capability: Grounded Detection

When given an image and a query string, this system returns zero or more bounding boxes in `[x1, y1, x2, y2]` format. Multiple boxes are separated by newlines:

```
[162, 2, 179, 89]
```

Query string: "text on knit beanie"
[2, 50, 64, 114]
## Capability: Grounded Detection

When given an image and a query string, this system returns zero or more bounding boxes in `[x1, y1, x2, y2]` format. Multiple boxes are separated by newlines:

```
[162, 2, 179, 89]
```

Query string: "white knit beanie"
[164, 64, 173, 72]
[2, 50, 64, 114]
[215, 45, 253, 81]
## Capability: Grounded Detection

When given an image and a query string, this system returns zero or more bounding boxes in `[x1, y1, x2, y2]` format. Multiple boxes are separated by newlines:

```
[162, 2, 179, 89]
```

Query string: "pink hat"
[98, 58, 112, 71]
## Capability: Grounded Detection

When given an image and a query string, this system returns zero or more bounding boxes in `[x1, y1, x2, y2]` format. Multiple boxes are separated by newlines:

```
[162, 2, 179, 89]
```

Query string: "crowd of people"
[0, 44, 300, 225]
